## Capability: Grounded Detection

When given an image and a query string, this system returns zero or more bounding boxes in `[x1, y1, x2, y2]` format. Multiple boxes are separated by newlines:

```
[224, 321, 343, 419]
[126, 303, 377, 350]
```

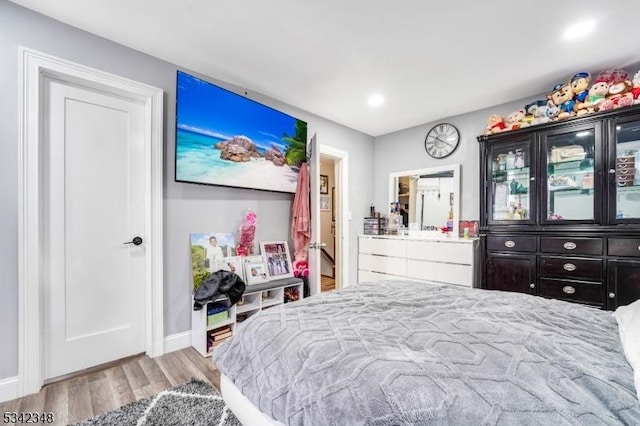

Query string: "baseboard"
[164, 330, 191, 354]
[0, 376, 18, 403]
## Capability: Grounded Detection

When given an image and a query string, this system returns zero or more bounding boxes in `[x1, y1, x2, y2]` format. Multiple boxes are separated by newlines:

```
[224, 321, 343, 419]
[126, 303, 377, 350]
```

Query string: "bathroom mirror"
[388, 164, 461, 237]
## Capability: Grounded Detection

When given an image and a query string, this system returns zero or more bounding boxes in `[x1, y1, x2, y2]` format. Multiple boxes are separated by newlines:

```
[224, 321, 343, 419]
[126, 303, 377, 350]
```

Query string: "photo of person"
[260, 241, 293, 278]
[243, 256, 269, 285]
[222, 256, 245, 282]
[190, 232, 237, 292]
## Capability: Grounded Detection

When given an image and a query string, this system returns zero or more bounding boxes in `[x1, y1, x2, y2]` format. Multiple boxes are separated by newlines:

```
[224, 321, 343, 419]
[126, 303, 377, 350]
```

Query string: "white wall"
[0, 1, 374, 381]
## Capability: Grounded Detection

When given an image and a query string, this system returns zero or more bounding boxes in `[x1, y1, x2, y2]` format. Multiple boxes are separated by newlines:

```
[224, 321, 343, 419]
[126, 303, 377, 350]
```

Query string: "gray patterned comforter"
[213, 280, 640, 425]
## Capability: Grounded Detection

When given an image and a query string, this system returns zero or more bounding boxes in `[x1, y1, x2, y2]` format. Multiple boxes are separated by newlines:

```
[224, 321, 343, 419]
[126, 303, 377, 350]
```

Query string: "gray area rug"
[73, 379, 240, 426]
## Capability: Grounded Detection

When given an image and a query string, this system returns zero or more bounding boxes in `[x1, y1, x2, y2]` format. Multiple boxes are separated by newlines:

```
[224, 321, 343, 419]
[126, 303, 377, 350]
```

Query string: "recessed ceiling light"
[368, 94, 385, 108]
[562, 19, 596, 40]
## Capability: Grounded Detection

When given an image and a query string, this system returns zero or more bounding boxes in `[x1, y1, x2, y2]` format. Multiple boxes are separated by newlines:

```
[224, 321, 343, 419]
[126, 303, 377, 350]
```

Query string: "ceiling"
[10, 0, 640, 137]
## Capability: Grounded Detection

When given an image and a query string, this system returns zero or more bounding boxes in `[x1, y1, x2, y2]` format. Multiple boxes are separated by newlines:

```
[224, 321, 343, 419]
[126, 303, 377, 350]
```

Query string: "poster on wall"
[190, 232, 237, 292]
[175, 71, 308, 193]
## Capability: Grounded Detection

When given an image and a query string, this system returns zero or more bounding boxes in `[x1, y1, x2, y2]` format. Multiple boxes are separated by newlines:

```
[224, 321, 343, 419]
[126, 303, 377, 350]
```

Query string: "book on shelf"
[209, 325, 231, 336]
[213, 331, 232, 341]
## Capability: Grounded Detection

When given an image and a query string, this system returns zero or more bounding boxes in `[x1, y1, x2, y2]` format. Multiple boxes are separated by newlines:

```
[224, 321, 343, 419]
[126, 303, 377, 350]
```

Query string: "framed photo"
[458, 220, 479, 238]
[320, 174, 329, 194]
[243, 255, 269, 285]
[222, 256, 245, 282]
[320, 196, 330, 211]
[190, 232, 237, 292]
[260, 241, 294, 278]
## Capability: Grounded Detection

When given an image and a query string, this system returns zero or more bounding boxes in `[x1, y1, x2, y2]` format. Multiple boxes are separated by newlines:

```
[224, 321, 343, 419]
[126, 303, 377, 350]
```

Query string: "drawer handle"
[563, 242, 576, 250]
[609, 292, 616, 299]
[562, 286, 576, 295]
[563, 263, 576, 271]
[505, 240, 516, 248]
[637, 245, 640, 252]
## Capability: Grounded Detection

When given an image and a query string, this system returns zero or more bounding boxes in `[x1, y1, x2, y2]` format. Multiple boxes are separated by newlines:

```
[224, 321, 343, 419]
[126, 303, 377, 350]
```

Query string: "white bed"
[221, 373, 283, 426]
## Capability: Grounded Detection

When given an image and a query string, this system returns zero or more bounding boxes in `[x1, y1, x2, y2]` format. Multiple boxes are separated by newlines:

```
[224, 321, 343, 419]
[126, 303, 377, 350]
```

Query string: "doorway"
[320, 156, 336, 292]
[18, 48, 164, 396]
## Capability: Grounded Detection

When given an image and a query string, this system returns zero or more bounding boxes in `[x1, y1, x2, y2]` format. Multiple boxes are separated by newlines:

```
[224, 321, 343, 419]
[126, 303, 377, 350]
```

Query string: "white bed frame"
[220, 374, 285, 426]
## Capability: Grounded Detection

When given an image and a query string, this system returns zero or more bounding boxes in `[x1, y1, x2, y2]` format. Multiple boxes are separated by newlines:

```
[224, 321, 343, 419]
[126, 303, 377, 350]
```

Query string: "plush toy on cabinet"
[505, 109, 530, 131]
[577, 71, 612, 114]
[548, 82, 576, 120]
[485, 114, 506, 134]
[631, 70, 640, 104]
[526, 100, 552, 126]
[570, 72, 592, 116]
[599, 69, 634, 111]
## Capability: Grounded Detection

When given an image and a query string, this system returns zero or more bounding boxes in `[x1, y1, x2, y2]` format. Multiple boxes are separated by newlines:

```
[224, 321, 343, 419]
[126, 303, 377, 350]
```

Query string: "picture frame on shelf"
[222, 256, 245, 282]
[243, 255, 269, 285]
[320, 196, 330, 211]
[190, 232, 237, 293]
[320, 174, 329, 194]
[260, 241, 294, 279]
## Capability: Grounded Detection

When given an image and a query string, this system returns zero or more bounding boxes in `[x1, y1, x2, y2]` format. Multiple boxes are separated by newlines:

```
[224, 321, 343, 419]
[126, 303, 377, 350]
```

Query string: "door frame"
[319, 144, 349, 290]
[17, 47, 164, 396]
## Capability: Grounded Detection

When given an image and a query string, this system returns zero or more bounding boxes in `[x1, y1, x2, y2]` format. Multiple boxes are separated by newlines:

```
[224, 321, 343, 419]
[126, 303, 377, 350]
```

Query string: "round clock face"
[424, 123, 460, 159]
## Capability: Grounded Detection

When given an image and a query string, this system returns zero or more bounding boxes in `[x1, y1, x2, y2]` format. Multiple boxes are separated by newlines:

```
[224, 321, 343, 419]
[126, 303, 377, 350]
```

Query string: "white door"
[308, 134, 321, 296]
[43, 77, 146, 380]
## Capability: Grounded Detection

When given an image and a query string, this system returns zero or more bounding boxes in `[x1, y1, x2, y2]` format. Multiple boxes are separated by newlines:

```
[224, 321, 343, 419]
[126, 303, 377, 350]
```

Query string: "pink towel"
[291, 163, 310, 261]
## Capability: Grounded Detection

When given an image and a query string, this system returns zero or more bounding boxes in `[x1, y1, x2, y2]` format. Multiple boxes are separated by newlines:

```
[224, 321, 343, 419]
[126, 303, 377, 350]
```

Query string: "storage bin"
[207, 310, 228, 326]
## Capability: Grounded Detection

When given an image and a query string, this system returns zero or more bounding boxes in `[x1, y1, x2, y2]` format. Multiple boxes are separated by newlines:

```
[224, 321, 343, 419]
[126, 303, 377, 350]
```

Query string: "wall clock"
[424, 123, 460, 159]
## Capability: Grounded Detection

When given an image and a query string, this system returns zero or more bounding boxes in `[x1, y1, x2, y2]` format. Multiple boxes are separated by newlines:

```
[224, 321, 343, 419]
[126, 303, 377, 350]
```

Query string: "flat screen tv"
[175, 71, 307, 193]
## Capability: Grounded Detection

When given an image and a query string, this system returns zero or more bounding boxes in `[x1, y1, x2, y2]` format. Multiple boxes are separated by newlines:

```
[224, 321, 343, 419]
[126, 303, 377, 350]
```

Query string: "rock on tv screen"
[175, 71, 307, 193]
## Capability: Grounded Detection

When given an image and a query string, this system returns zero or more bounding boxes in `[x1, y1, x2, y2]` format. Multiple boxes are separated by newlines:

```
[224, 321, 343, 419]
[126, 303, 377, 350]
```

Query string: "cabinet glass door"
[542, 124, 601, 224]
[611, 118, 640, 222]
[487, 139, 534, 224]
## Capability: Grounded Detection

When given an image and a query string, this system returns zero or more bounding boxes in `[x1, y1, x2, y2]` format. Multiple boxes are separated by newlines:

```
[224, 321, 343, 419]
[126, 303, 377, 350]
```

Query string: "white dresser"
[358, 234, 479, 287]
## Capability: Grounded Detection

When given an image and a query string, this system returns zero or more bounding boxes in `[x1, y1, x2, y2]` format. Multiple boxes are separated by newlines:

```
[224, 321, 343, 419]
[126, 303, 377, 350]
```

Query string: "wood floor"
[0, 348, 220, 426]
[321, 274, 335, 292]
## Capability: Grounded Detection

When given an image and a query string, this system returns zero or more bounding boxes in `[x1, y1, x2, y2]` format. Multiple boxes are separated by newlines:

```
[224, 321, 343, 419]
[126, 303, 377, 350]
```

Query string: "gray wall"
[373, 94, 546, 221]
[0, 1, 374, 381]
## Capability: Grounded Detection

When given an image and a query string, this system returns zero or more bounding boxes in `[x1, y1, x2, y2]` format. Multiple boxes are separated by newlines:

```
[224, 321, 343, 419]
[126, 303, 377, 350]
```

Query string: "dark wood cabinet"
[485, 253, 536, 294]
[478, 105, 640, 310]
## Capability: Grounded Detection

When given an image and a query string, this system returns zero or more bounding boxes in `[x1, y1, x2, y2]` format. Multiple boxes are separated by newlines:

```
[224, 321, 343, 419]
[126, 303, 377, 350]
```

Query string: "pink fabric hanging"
[291, 163, 310, 261]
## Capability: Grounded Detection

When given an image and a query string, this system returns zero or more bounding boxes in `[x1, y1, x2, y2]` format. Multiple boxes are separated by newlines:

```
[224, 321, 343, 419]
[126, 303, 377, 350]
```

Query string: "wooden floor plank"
[17, 386, 46, 414]
[122, 359, 151, 399]
[87, 370, 117, 417]
[43, 380, 69, 426]
[67, 375, 93, 424]
[181, 347, 221, 391]
[137, 355, 172, 395]
[155, 351, 190, 387]
[105, 365, 136, 408]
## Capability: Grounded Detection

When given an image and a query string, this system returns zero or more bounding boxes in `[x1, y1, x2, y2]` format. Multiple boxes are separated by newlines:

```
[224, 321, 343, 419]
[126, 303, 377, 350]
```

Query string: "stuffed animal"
[632, 70, 640, 104]
[600, 69, 634, 111]
[485, 114, 506, 134]
[548, 82, 576, 120]
[570, 72, 591, 103]
[578, 71, 612, 114]
[526, 100, 552, 126]
[292, 259, 309, 278]
[505, 109, 530, 131]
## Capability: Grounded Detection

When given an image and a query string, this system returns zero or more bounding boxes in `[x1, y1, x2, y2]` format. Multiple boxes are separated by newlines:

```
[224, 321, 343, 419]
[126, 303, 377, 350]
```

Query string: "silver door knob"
[529, 283, 535, 289]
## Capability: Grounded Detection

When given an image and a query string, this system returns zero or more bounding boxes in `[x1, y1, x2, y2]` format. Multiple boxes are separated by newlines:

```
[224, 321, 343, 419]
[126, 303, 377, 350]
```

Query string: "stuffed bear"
[485, 114, 506, 135]
[570, 72, 591, 103]
[599, 69, 633, 111]
[548, 82, 576, 120]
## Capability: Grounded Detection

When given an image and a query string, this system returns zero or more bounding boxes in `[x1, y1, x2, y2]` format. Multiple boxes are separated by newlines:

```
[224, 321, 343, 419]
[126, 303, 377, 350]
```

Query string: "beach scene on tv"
[176, 71, 307, 193]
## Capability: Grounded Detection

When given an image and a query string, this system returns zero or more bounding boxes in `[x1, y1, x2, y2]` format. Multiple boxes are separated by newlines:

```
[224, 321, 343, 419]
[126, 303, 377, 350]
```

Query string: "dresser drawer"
[539, 256, 603, 281]
[608, 238, 640, 258]
[487, 235, 536, 252]
[538, 278, 603, 306]
[540, 237, 603, 255]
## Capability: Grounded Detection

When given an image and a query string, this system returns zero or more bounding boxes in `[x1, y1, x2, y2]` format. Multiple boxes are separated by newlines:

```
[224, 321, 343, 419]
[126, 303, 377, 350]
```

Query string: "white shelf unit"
[192, 278, 304, 357]
[358, 235, 479, 288]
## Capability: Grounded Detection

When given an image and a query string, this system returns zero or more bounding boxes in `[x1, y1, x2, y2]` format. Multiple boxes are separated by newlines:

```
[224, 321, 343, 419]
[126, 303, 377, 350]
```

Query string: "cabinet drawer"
[359, 237, 406, 257]
[487, 235, 536, 252]
[538, 278, 603, 306]
[358, 253, 406, 276]
[540, 237, 603, 255]
[539, 256, 603, 281]
[608, 238, 640, 258]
